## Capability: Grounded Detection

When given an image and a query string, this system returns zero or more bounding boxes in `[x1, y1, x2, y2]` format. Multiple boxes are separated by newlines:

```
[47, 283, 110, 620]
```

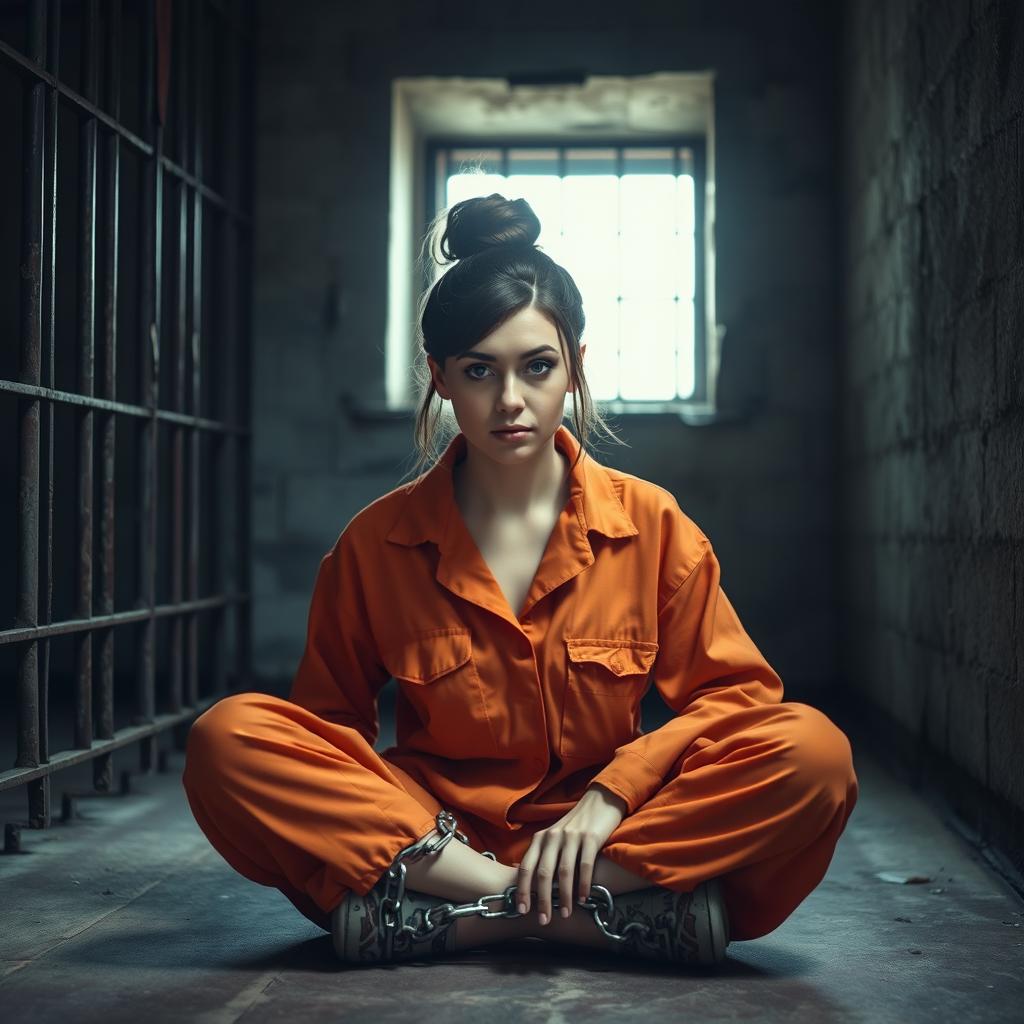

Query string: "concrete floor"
[1, 699, 1023, 1023]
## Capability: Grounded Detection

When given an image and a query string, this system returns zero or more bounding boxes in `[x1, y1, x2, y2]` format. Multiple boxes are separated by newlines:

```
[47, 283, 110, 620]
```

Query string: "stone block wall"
[839, 0, 1023, 865]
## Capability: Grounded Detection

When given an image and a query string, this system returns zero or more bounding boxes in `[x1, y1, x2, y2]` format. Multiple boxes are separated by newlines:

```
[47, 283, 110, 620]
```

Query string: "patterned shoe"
[590, 877, 731, 966]
[331, 874, 460, 964]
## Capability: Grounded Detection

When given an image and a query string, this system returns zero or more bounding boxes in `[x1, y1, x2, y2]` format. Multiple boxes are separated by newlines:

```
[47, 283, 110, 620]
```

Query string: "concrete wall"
[251, 0, 843, 702]
[839, 0, 1023, 856]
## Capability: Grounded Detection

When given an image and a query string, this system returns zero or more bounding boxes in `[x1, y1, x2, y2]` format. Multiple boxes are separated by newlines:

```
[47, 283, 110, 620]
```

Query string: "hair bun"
[440, 193, 541, 261]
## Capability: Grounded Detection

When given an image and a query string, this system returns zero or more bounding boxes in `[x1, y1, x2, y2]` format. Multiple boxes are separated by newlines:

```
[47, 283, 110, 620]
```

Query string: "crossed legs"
[183, 693, 858, 953]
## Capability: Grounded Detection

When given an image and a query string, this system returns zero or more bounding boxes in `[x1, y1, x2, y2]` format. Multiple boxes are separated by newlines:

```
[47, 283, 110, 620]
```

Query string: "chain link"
[376, 809, 656, 960]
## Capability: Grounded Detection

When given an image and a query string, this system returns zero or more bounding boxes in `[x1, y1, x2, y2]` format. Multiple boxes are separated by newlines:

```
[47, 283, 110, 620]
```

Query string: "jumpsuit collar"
[386, 424, 638, 625]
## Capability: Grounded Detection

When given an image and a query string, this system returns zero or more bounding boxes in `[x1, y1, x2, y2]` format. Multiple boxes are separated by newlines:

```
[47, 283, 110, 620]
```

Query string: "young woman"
[182, 194, 859, 968]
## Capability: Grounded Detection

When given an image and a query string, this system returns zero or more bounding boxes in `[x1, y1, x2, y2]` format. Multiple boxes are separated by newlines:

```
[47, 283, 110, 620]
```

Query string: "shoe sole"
[332, 890, 379, 962]
[694, 877, 730, 965]
[331, 893, 354, 961]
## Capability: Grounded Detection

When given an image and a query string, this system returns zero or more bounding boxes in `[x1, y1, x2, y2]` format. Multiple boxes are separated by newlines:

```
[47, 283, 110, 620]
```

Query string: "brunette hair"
[400, 191, 625, 487]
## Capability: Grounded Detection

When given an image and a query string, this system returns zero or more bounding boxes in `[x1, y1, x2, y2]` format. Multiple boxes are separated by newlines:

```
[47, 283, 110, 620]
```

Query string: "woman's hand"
[515, 782, 628, 926]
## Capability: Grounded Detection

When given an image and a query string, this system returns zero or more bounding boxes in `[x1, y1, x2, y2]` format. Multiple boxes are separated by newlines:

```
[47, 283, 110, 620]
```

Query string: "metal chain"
[378, 809, 474, 961]
[377, 809, 656, 959]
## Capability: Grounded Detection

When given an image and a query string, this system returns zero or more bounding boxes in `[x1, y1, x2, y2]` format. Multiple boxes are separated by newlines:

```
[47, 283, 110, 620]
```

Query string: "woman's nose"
[498, 376, 525, 407]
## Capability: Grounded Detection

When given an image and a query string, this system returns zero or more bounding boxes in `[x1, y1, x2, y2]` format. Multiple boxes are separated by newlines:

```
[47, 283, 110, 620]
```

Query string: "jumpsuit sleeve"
[588, 532, 785, 816]
[287, 529, 390, 747]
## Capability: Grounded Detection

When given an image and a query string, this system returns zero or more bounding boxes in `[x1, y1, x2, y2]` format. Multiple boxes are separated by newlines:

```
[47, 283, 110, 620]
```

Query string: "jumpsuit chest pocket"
[380, 628, 498, 759]
[559, 637, 659, 760]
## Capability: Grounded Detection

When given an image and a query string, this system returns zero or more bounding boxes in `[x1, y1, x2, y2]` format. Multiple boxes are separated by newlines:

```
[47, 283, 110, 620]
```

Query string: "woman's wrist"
[585, 781, 628, 816]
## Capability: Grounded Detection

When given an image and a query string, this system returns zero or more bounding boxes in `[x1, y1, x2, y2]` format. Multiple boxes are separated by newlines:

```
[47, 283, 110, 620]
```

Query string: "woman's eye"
[464, 360, 554, 381]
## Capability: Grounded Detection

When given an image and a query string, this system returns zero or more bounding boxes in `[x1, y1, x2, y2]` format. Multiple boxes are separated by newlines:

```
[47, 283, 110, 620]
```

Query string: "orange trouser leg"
[589, 700, 860, 942]
[181, 692, 473, 931]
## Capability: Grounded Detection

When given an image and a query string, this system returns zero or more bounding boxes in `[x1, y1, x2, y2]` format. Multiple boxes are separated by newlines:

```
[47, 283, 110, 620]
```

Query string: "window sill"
[343, 399, 418, 423]
[595, 400, 747, 426]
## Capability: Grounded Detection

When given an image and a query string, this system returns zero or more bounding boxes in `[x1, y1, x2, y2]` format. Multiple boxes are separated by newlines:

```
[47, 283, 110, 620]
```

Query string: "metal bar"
[74, 0, 100, 754]
[169, 171, 187, 714]
[163, 0, 193, 716]
[0, 37, 252, 230]
[0, 36, 153, 145]
[174, 0, 186, 178]
[94, 0, 124, 795]
[691, 140, 708, 405]
[169, 0, 191, 716]
[161, 155, 242, 218]
[213, 1, 245, 698]
[16, 1, 47, 800]
[236, 15, 255, 691]
[38, 0, 61, 811]
[0, 379, 249, 432]
[0, 594, 250, 646]
[0, 695, 225, 794]
[615, 145, 623, 400]
[189, 0, 204, 708]
[136, 0, 159, 727]
[159, 154, 244, 220]
[2, 0, 254, 834]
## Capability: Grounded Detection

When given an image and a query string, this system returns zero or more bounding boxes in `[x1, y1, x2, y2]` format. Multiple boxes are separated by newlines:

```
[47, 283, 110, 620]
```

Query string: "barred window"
[426, 142, 706, 409]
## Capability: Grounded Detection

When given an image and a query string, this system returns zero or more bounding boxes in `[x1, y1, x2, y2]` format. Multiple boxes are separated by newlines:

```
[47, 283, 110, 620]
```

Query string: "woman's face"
[427, 305, 586, 462]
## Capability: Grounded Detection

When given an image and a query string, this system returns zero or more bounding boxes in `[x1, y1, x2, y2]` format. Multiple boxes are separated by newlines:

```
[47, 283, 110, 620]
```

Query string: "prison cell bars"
[0, 0, 253, 847]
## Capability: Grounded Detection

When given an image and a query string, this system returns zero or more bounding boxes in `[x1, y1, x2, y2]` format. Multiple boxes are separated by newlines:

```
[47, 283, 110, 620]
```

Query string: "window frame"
[423, 135, 709, 411]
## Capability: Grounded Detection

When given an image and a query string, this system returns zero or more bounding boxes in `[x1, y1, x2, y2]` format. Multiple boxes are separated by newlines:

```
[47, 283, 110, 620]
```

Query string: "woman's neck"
[453, 439, 570, 525]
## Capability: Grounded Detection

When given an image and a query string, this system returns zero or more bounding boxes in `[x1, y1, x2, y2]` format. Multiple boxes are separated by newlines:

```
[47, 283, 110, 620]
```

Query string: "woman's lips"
[492, 428, 533, 441]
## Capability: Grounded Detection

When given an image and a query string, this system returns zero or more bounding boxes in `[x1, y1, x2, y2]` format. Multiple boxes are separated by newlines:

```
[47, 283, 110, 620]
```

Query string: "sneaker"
[331, 874, 460, 964]
[592, 877, 731, 966]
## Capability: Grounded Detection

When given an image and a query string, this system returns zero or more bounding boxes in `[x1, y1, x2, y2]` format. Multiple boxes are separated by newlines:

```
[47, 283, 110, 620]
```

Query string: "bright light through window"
[434, 145, 698, 404]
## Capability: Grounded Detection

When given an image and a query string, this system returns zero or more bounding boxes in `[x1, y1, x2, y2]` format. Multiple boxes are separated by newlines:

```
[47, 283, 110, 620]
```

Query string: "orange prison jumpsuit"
[182, 424, 859, 941]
